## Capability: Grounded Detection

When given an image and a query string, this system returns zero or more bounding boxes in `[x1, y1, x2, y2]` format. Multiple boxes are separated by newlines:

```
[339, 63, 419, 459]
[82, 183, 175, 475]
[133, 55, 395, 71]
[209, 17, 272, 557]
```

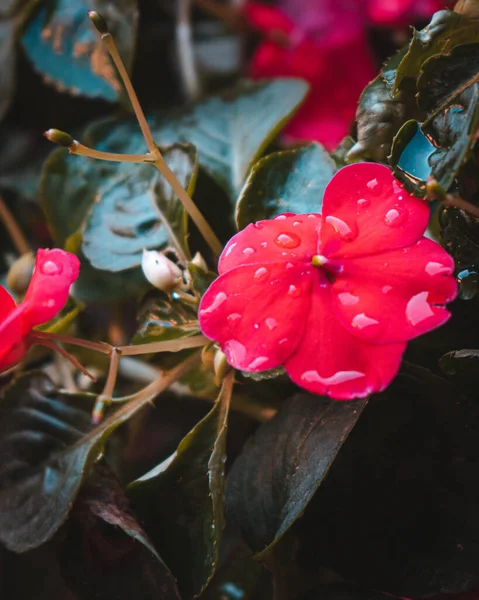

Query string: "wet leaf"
[133, 289, 199, 344]
[59, 467, 181, 600]
[21, 0, 138, 101]
[226, 393, 367, 556]
[0, 354, 200, 552]
[440, 205, 479, 270]
[394, 10, 479, 95]
[439, 348, 479, 387]
[128, 373, 234, 599]
[235, 144, 335, 230]
[82, 143, 197, 272]
[295, 366, 479, 597]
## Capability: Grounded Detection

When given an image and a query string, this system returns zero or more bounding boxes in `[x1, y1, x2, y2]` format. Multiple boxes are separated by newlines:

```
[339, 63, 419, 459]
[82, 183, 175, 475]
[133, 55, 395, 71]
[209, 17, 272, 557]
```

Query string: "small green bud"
[88, 11, 109, 34]
[44, 129, 75, 148]
[426, 177, 446, 203]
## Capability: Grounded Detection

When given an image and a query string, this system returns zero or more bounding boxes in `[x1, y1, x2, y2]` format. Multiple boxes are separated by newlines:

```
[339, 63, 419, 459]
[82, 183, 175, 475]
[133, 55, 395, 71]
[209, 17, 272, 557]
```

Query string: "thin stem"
[177, 0, 201, 100]
[120, 334, 208, 356]
[54, 353, 78, 393]
[35, 339, 96, 380]
[444, 194, 479, 218]
[30, 331, 112, 354]
[100, 347, 122, 399]
[101, 34, 158, 154]
[0, 195, 31, 255]
[71, 142, 152, 164]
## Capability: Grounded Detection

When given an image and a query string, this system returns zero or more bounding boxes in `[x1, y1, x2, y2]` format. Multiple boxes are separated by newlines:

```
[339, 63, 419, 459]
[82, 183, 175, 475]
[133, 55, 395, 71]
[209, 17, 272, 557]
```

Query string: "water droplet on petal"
[274, 232, 301, 249]
[199, 291, 227, 315]
[279, 338, 288, 344]
[385, 206, 408, 227]
[254, 267, 268, 281]
[43, 299, 56, 307]
[248, 356, 269, 370]
[225, 242, 237, 257]
[392, 180, 403, 195]
[325, 216, 358, 241]
[260, 241, 268, 248]
[406, 291, 434, 326]
[288, 284, 300, 297]
[224, 339, 246, 366]
[41, 260, 62, 275]
[293, 220, 302, 226]
[337, 292, 359, 306]
[243, 247, 255, 256]
[285, 262, 294, 269]
[265, 317, 278, 330]
[366, 178, 381, 195]
[352, 313, 380, 330]
[227, 312, 241, 322]
[253, 323, 259, 330]
[382, 285, 392, 294]
[425, 261, 450, 276]
[301, 370, 365, 385]
[357, 198, 369, 209]
[274, 215, 287, 221]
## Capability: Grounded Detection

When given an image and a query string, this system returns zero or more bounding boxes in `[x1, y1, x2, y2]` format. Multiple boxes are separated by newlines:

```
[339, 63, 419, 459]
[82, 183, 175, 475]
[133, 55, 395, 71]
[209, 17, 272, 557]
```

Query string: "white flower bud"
[141, 249, 182, 291]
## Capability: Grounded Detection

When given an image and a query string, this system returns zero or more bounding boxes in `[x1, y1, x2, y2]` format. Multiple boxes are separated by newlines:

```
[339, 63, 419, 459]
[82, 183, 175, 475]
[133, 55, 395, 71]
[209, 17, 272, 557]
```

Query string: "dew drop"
[260, 241, 268, 248]
[224, 242, 237, 257]
[274, 232, 301, 249]
[301, 370, 365, 385]
[43, 299, 56, 308]
[293, 220, 302, 226]
[253, 323, 260, 330]
[382, 285, 392, 294]
[279, 338, 288, 344]
[274, 215, 287, 221]
[384, 205, 408, 227]
[406, 291, 434, 326]
[243, 247, 255, 256]
[425, 261, 450, 276]
[352, 313, 380, 330]
[227, 312, 241, 322]
[325, 215, 358, 241]
[224, 339, 246, 366]
[288, 284, 300, 297]
[199, 291, 227, 315]
[285, 262, 294, 269]
[254, 267, 268, 281]
[41, 260, 62, 275]
[366, 178, 381, 195]
[357, 198, 369, 208]
[248, 356, 269, 370]
[265, 317, 278, 330]
[337, 292, 359, 306]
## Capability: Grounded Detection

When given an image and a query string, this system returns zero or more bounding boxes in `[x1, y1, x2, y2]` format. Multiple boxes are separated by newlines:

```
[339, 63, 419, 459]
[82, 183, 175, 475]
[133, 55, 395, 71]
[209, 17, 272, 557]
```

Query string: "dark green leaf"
[226, 393, 367, 555]
[82, 143, 197, 271]
[235, 143, 335, 230]
[128, 374, 233, 599]
[394, 10, 479, 95]
[21, 0, 138, 101]
[295, 365, 479, 597]
[0, 354, 199, 552]
[59, 466, 181, 599]
[440, 348, 479, 387]
[134, 289, 199, 344]
[440, 205, 479, 270]
[187, 262, 217, 297]
[0, 19, 15, 122]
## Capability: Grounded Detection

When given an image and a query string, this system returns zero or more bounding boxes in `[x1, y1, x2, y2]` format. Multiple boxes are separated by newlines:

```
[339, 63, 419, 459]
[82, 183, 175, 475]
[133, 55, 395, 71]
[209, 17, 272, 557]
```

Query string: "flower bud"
[214, 348, 231, 386]
[43, 129, 75, 148]
[88, 11, 109, 34]
[6, 252, 35, 296]
[141, 249, 182, 291]
[190, 252, 208, 271]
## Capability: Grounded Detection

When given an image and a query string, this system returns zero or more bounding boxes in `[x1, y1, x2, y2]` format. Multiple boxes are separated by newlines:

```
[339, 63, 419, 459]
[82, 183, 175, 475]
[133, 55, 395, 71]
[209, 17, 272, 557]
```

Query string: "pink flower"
[198, 164, 457, 400]
[0, 249, 80, 372]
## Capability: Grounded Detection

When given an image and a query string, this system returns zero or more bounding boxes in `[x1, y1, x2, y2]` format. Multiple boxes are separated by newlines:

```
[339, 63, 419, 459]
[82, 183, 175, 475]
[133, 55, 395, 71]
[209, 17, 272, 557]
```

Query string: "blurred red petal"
[331, 238, 457, 343]
[320, 163, 430, 259]
[285, 276, 406, 399]
[0, 286, 24, 366]
[219, 214, 321, 274]
[242, 2, 295, 34]
[199, 262, 312, 372]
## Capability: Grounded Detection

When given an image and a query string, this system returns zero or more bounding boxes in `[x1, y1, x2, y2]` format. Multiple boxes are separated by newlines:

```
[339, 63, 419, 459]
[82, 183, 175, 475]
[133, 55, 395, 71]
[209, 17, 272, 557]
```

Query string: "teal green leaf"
[82, 143, 197, 271]
[187, 262, 217, 296]
[21, 0, 138, 101]
[128, 373, 234, 599]
[236, 143, 336, 230]
[0, 354, 199, 553]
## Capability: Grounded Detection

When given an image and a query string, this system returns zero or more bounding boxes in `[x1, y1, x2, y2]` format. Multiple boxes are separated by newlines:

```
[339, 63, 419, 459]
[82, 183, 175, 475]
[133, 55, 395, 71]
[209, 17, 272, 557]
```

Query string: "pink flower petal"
[331, 237, 457, 343]
[0, 286, 24, 365]
[320, 163, 430, 259]
[242, 2, 295, 35]
[199, 262, 312, 372]
[219, 214, 321, 275]
[285, 276, 406, 399]
[22, 249, 80, 329]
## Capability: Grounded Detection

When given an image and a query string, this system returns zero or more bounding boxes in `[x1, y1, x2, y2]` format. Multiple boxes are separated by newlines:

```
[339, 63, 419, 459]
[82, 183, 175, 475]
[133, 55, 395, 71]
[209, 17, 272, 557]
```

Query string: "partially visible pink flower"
[367, 0, 444, 26]
[198, 163, 456, 400]
[0, 249, 80, 372]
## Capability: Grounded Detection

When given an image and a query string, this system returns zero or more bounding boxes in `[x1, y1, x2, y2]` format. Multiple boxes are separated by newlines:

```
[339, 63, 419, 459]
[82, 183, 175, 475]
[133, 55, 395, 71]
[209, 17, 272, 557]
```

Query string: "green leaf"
[82, 143, 197, 271]
[294, 365, 479, 597]
[0, 354, 199, 552]
[134, 289, 200, 344]
[128, 373, 234, 599]
[235, 143, 335, 230]
[59, 466, 181, 599]
[226, 393, 367, 556]
[187, 262, 217, 297]
[21, 0, 138, 102]
[394, 10, 479, 95]
[440, 205, 479, 271]
[440, 348, 479, 387]
[392, 44, 479, 195]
